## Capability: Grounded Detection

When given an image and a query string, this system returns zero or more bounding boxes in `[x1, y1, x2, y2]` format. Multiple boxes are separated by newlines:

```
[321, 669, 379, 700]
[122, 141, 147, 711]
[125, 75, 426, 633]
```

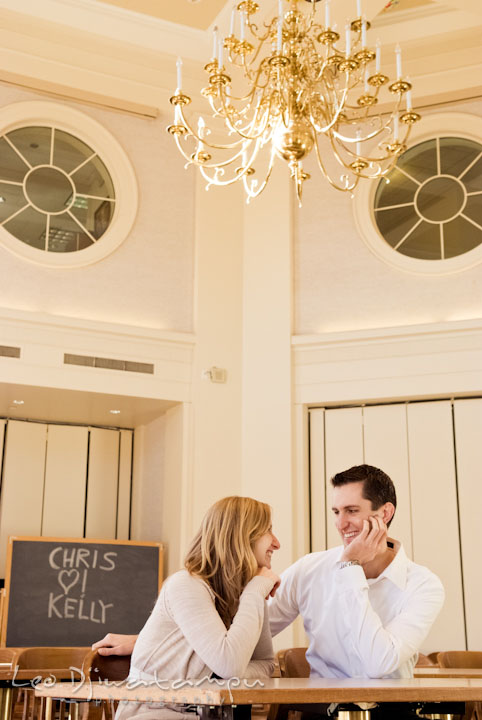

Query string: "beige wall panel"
[85, 428, 120, 539]
[117, 430, 132, 540]
[363, 404, 413, 557]
[407, 401, 465, 651]
[453, 398, 482, 650]
[309, 409, 326, 552]
[0, 420, 47, 576]
[324, 407, 364, 549]
[42, 424, 88, 537]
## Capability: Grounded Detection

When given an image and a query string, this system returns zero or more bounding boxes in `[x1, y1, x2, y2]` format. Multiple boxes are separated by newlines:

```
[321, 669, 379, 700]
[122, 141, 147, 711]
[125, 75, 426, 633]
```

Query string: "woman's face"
[253, 526, 280, 568]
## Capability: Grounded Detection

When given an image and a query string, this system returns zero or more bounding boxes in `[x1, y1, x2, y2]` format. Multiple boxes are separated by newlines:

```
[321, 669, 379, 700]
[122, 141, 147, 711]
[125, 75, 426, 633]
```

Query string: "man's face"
[332, 481, 384, 546]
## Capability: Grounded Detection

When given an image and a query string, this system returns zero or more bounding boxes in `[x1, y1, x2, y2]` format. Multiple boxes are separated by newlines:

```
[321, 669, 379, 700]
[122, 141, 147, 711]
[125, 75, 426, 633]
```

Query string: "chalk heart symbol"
[58, 569, 80, 595]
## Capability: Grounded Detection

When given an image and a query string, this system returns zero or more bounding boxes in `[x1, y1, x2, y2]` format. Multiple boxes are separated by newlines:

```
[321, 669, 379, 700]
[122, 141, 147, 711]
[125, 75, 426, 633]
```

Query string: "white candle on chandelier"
[240, 11, 245, 41]
[176, 57, 183, 92]
[395, 44, 402, 79]
[406, 88, 412, 111]
[198, 117, 205, 149]
[361, 17, 367, 48]
[324, 0, 331, 27]
[393, 114, 399, 141]
[356, 0, 362, 18]
[174, 104, 182, 124]
[218, 37, 224, 67]
[375, 39, 381, 72]
[364, 67, 369, 93]
[230, 3, 236, 35]
[345, 24, 351, 58]
[212, 26, 218, 60]
[356, 130, 362, 157]
[277, 0, 284, 52]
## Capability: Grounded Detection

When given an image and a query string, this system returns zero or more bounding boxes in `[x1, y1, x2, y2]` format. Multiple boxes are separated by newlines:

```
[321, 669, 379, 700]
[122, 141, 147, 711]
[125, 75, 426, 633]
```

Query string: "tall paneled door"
[0, 420, 133, 578]
[309, 399, 482, 653]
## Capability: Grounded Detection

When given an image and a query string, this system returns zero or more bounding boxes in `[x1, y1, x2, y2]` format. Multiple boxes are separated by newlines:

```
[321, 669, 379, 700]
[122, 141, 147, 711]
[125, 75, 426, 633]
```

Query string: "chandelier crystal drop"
[167, 0, 421, 205]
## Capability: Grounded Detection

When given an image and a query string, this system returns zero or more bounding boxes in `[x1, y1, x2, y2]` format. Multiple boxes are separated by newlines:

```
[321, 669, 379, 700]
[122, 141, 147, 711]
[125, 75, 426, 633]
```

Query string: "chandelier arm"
[313, 134, 358, 192]
[243, 149, 277, 202]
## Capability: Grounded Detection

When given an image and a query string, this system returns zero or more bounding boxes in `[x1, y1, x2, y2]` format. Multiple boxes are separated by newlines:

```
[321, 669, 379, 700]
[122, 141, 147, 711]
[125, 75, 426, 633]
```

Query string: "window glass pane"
[396, 139, 437, 183]
[48, 213, 93, 253]
[0, 183, 28, 223]
[70, 197, 114, 239]
[375, 205, 419, 248]
[6, 127, 52, 167]
[25, 167, 73, 214]
[461, 157, 482, 193]
[4, 207, 47, 250]
[71, 156, 115, 199]
[397, 221, 441, 260]
[440, 137, 481, 179]
[444, 216, 482, 258]
[0, 137, 30, 182]
[463, 195, 482, 228]
[375, 167, 418, 209]
[53, 130, 95, 175]
[416, 176, 464, 223]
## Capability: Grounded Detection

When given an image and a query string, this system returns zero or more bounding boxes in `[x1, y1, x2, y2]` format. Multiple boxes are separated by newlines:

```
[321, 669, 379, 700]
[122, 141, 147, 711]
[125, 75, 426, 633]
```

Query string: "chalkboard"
[2, 537, 163, 647]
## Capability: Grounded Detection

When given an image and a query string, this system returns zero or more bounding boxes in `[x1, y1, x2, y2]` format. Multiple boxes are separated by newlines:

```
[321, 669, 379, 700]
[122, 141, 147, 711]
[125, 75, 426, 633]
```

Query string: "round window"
[353, 113, 482, 275]
[0, 102, 137, 268]
[374, 137, 482, 261]
[0, 127, 115, 253]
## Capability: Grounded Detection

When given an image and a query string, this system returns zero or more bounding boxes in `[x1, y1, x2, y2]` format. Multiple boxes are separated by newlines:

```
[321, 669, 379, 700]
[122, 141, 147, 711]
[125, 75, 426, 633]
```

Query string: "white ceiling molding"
[0, 0, 211, 61]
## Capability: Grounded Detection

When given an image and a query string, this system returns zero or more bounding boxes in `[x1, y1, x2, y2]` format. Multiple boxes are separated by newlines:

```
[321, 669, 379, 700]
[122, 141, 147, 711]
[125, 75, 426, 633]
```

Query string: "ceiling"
[95, 0, 227, 30]
[0, 383, 176, 429]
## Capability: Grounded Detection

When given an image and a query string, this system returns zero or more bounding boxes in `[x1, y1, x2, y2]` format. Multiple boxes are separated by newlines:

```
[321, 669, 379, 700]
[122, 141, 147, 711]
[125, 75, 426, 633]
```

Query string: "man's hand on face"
[340, 515, 388, 565]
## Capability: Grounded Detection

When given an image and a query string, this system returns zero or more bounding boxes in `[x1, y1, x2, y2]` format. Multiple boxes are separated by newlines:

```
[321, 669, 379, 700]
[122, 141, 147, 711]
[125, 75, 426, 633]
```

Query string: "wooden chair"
[416, 653, 438, 667]
[267, 648, 310, 720]
[438, 652, 482, 669]
[81, 649, 131, 720]
[15, 647, 90, 720]
[278, 648, 310, 678]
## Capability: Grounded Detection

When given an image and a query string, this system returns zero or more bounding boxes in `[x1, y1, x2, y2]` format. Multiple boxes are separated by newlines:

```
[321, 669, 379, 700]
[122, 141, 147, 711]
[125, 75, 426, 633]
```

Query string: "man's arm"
[92, 633, 138, 656]
[268, 558, 302, 637]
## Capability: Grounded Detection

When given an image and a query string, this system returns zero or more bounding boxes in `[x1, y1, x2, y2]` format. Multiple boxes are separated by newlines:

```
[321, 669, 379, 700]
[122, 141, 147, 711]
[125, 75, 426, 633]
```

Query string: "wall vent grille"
[64, 353, 154, 374]
[0, 345, 21, 358]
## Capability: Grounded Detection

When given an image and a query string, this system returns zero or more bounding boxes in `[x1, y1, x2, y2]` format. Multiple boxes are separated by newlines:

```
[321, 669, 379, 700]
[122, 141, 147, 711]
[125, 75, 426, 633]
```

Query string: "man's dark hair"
[331, 464, 397, 526]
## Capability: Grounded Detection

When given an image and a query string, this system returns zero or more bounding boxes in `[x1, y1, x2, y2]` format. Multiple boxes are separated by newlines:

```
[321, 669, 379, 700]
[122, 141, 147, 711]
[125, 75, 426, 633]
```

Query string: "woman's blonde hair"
[184, 496, 272, 628]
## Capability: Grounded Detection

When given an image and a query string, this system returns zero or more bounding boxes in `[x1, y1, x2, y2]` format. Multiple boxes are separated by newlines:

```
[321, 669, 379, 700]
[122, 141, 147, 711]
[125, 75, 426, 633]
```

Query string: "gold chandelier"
[167, 0, 421, 205]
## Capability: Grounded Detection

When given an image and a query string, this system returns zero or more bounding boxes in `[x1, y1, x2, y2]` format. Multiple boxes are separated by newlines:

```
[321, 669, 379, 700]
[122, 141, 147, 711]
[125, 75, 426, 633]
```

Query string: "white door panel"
[407, 401, 465, 651]
[453, 398, 482, 650]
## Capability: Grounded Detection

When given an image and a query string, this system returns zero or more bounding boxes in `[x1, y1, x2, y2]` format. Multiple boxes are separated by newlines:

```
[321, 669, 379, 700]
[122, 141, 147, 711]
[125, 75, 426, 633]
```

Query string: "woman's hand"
[91, 633, 138, 656]
[256, 566, 281, 598]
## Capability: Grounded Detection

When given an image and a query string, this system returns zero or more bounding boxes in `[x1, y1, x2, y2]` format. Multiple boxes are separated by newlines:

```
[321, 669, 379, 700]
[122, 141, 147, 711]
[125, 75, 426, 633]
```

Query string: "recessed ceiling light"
[12, 399, 24, 405]
[0, 197, 6, 203]
[110, 409, 121, 414]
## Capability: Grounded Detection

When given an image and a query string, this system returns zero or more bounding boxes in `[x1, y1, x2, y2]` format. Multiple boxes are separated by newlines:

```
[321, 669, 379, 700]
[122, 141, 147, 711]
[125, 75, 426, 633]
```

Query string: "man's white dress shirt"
[269, 543, 444, 679]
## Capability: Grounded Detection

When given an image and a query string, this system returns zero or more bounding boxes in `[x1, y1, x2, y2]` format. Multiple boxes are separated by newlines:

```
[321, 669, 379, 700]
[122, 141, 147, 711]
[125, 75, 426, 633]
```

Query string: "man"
[268, 464, 444, 679]
[93, 465, 444, 681]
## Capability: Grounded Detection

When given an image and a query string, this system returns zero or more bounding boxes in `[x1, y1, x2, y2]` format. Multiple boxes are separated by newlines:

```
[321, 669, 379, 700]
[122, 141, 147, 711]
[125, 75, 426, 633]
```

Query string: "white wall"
[294, 99, 482, 335]
[0, 84, 194, 332]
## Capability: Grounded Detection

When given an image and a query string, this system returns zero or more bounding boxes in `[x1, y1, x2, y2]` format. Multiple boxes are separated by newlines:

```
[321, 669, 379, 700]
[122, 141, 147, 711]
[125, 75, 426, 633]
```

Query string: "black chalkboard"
[2, 537, 163, 647]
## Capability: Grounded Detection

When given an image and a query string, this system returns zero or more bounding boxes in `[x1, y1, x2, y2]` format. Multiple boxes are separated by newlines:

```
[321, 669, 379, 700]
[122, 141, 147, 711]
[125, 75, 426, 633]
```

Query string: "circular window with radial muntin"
[374, 136, 482, 261]
[0, 101, 137, 268]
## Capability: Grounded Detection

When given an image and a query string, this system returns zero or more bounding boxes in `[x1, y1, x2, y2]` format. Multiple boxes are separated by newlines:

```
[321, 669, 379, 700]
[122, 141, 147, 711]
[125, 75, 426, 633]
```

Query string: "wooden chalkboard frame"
[1, 536, 164, 647]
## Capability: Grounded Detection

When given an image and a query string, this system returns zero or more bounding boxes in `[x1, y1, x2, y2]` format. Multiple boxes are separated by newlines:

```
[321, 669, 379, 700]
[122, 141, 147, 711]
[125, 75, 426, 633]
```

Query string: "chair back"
[0, 648, 19, 665]
[82, 649, 131, 681]
[278, 647, 310, 678]
[16, 647, 90, 671]
[416, 653, 438, 667]
[438, 651, 482, 669]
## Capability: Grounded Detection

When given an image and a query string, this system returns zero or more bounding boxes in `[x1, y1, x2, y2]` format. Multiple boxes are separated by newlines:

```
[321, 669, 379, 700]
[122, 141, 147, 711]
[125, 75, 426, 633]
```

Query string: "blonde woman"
[108, 496, 280, 720]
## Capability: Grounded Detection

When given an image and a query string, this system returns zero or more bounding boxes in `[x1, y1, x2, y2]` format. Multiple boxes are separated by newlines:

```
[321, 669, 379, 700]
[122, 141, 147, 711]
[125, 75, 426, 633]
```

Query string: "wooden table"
[414, 669, 482, 679]
[36, 677, 482, 720]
